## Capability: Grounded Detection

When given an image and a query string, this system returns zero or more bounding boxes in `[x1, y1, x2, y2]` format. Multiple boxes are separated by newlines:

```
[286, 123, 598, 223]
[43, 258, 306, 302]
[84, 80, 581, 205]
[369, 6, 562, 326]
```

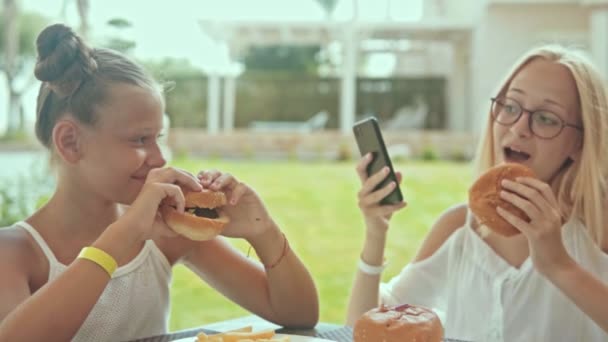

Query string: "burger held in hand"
[468, 163, 537, 236]
[353, 304, 444, 342]
[161, 190, 230, 241]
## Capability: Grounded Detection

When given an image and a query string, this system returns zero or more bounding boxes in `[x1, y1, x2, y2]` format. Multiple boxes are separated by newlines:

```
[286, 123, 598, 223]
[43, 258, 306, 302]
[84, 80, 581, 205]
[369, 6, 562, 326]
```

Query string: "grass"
[168, 158, 472, 331]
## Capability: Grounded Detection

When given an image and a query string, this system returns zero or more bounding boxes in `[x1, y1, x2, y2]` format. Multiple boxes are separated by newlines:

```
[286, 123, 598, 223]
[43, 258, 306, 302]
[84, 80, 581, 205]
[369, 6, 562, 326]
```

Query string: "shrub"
[335, 141, 354, 161]
[448, 147, 471, 162]
[0, 158, 54, 227]
[420, 146, 439, 161]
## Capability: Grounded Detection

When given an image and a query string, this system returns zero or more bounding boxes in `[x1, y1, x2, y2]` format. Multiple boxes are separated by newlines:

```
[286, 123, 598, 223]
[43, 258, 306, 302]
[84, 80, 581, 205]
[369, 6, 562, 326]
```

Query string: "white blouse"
[380, 212, 608, 342]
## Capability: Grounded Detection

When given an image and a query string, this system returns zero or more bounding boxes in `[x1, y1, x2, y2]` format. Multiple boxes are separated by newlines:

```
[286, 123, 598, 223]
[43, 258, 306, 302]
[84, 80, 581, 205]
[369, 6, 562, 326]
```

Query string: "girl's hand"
[355, 153, 406, 236]
[198, 170, 273, 239]
[497, 177, 574, 276]
[122, 167, 202, 241]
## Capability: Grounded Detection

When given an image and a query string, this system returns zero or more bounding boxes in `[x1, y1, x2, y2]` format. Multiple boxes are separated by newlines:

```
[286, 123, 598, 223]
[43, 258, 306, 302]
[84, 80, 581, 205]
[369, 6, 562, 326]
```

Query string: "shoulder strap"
[16, 221, 61, 265]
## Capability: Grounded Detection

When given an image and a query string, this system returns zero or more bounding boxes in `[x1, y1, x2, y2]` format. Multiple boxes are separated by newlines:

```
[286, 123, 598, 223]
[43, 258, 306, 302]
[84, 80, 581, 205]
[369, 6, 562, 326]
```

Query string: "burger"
[468, 163, 537, 236]
[161, 190, 230, 241]
[353, 304, 444, 342]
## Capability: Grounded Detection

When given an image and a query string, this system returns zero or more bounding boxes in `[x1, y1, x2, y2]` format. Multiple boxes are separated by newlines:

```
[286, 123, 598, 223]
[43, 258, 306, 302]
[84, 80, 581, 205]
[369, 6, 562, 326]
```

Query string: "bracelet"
[78, 246, 118, 277]
[358, 255, 388, 275]
[264, 233, 290, 270]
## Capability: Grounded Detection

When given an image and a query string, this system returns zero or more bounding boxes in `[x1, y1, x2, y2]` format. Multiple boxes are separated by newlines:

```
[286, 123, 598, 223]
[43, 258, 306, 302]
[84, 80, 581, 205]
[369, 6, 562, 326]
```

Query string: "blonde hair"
[474, 45, 608, 245]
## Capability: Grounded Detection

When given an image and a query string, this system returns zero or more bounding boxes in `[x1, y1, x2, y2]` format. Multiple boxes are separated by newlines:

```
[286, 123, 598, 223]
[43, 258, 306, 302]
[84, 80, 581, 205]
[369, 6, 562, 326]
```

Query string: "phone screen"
[353, 117, 403, 205]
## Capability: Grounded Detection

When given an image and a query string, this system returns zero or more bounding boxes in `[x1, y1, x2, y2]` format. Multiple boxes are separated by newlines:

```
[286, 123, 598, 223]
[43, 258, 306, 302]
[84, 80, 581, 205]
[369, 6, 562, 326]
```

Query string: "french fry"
[196, 327, 291, 342]
[220, 329, 276, 342]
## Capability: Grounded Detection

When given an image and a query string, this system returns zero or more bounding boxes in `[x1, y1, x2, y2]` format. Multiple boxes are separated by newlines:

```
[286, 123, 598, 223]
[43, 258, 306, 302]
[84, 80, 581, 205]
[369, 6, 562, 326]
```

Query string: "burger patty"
[187, 207, 219, 219]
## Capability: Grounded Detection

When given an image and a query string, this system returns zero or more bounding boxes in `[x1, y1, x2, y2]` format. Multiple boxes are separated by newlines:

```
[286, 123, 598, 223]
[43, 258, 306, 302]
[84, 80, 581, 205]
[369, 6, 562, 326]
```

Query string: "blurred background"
[2, 0, 608, 159]
[1, 0, 607, 331]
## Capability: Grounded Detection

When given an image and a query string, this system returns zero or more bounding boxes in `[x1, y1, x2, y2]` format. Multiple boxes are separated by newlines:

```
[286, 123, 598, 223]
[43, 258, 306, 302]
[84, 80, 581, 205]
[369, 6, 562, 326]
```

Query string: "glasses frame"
[490, 97, 583, 139]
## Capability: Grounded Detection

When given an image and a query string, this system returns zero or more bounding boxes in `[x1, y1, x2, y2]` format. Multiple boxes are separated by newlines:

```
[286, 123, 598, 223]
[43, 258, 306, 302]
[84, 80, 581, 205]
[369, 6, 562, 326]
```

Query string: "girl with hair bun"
[0, 24, 318, 341]
[348, 45, 608, 341]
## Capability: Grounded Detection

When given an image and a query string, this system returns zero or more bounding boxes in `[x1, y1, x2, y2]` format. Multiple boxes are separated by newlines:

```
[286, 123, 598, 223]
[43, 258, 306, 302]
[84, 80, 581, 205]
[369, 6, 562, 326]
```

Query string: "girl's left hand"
[198, 169, 273, 239]
[497, 177, 574, 276]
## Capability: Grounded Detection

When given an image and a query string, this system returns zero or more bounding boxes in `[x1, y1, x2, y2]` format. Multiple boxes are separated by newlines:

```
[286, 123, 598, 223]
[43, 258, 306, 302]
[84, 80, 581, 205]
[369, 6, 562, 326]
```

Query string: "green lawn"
[168, 158, 472, 331]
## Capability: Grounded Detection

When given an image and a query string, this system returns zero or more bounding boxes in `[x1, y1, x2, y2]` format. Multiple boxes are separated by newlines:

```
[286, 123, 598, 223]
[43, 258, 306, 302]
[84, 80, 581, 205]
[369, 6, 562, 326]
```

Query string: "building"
[196, 0, 608, 135]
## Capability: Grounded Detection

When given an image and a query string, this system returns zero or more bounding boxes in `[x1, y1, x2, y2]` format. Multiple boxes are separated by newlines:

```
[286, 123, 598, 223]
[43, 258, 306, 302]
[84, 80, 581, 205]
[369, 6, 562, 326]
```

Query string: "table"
[130, 315, 353, 342]
[131, 315, 471, 342]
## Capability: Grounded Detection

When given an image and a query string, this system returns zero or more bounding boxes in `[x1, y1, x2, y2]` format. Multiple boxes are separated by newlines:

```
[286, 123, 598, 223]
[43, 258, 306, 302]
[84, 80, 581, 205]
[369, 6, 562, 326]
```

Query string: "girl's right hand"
[121, 167, 202, 241]
[356, 153, 407, 235]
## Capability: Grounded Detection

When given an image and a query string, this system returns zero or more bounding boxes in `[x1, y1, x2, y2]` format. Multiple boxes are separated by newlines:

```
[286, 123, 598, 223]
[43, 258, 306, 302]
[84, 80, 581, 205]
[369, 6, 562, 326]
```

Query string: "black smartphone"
[353, 117, 403, 205]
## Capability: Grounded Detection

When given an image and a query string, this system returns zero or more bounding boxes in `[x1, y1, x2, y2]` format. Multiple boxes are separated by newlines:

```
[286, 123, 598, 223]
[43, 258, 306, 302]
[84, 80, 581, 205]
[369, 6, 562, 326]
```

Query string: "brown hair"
[34, 23, 159, 148]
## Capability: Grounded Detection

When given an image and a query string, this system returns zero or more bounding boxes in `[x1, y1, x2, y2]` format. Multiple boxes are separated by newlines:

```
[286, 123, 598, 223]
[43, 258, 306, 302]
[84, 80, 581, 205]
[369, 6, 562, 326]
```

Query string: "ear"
[52, 119, 83, 164]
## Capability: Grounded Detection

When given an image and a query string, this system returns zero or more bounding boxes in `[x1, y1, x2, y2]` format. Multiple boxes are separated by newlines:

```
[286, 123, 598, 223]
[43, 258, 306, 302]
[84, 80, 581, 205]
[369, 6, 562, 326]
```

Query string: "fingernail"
[384, 167, 390, 174]
[230, 199, 237, 205]
[390, 181, 396, 188]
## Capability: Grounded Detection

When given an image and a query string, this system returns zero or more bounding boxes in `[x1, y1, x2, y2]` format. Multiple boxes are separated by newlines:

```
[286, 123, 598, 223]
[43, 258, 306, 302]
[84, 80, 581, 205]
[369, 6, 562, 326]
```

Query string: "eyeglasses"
[490, 97, 583, 139]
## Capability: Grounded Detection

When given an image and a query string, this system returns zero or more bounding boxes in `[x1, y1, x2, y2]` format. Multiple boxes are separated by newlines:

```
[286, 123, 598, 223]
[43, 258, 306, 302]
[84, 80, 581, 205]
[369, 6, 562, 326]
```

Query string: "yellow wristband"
[78, 247, 118, 277]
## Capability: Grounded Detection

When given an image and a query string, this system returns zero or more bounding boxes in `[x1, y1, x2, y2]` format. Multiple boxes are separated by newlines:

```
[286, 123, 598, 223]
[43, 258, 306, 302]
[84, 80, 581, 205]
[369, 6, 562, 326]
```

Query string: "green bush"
[420, 146, 439, 161]
[448, 147, 471, 162]
[336, 141, 354, 161]
[0, 159, 54, 227]
[0, 130, 30, 143]
[164, 75, 448, 130]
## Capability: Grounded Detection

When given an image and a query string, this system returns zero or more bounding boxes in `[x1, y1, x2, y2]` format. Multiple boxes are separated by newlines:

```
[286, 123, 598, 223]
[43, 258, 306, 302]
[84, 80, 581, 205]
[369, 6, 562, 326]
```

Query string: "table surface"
[129, 315, 353, 342]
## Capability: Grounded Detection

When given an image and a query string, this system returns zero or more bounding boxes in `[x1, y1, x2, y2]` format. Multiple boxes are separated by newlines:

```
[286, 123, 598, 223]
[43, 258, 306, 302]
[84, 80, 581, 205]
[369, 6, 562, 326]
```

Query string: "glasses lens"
[492, 98, 521, 124]
[531, 111, 562, 138]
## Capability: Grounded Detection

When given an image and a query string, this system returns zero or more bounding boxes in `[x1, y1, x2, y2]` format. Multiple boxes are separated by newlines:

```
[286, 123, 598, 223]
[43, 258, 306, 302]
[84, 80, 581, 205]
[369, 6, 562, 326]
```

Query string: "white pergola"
[197, 18, 473, 135]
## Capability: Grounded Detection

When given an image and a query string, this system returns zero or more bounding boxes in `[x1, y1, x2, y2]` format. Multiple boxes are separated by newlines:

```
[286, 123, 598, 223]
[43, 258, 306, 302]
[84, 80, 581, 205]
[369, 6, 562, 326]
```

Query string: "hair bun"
[34, 23, 97, 98]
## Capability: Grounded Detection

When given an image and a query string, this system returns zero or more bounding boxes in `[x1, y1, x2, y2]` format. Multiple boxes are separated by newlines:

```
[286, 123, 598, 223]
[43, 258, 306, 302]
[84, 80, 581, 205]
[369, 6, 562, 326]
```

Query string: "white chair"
[384, 98, 428, 130]
[249, 111, 329, 133]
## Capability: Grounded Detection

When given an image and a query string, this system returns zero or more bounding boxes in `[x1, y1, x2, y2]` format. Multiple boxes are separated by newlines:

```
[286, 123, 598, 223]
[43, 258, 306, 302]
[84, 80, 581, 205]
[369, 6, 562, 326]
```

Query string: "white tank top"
[17, 221, 172, 342]
[380, 211, 608, 342]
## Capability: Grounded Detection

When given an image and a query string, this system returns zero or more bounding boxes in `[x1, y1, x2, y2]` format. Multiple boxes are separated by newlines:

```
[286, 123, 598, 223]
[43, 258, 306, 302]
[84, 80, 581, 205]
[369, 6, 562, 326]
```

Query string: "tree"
[59, 0, 89, 39]
[103, 18, 136, 54]
[76, 0, 90, 40]
[141, 57, 204, 80]
[314, 0, 340, 76]
[315, 0, 339, 20]
[0, 2, 48, 135]
[242, 45, 321, 75]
